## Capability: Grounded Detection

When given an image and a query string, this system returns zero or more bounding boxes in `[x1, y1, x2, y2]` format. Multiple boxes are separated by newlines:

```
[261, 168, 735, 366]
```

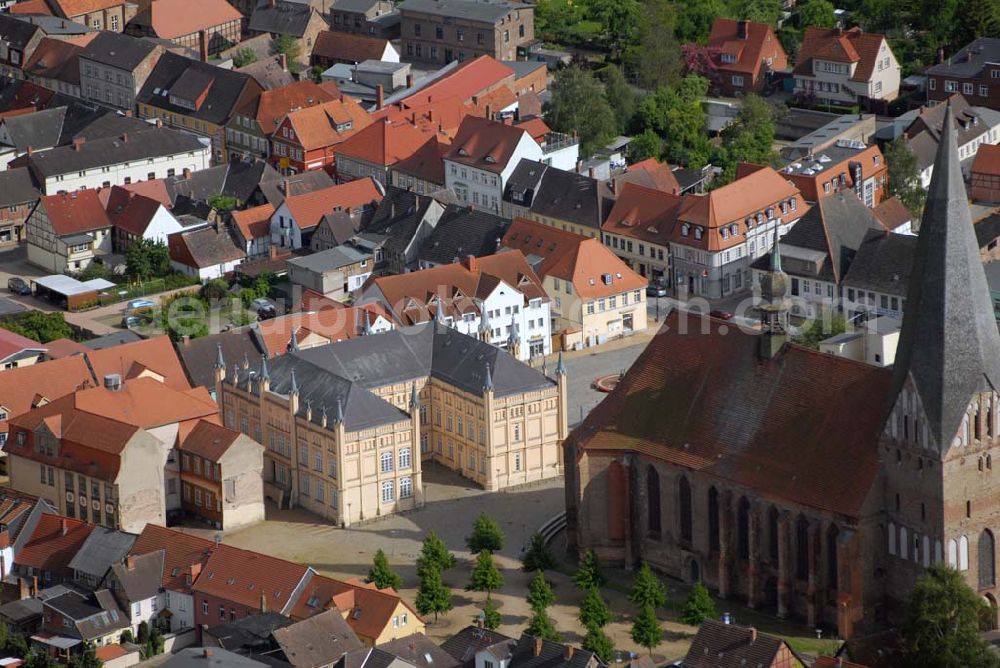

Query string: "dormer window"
[484, 155, 496, 164]
[766, 208, 774, 219]
[681, 223, 690, 236]
[730, 223, 738, 236]
[745, 217, 753, 229]
[457, 148, 469, 157]
[721, 227, 729, 239]
[694, 227, 703, 240]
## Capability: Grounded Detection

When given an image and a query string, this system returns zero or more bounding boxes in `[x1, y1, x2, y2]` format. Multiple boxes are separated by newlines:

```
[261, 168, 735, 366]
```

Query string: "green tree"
[573, 549, 606, 590]
[466, 513, 505, 553]
[1, 311, 74, 343]
[626, 0, 681, 90]
[232, 47, 257, 68]
[199, 278, 229, 302]
[793, 313, 846, 349]
[367, 549, 403, 590]
[419, 531, 457, 573]
[137, 621, 150, 644]
[716, 94, 777, 182]
[467, 550, 504, 599]
[522, 532, 556, 572]
[884, 136, 928, 219]
[680, 581, 717, 625]
[527, 571, 555, 610]
[587, 0, 644, 59]
[957, 0, 1000, 44]
[545, 66, 617, 157]
[599, 66, 637, 134]
[579, 587, 612, 628]
[126, 238, 170, 282]
[738, 0, 783, 25]
[629, 563, 668, 609]
[23, 651, 56, 668]
[676, 0, 729, 43]
[415, 563, 453, 622]
[271, 34, 301, 72]
[120, 629, 134, 644]
[897, 565, 1000, 668]
[69, 642, 103, 668]
[629, 604, 663, 656]
[636, 76, 713, 168]
[582, 623, 615, 664]
[526, 605, 562, 641]
[481, 598, 502, 630]
[7, 633, 28, 658]
[207, 194, 240, 212]
[628, 128, 663, 162]
[797, 0, 836, 28]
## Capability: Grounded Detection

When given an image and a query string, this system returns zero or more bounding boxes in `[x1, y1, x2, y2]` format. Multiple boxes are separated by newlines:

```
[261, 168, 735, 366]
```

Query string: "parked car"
[7, 277, 30, 295]
[709, 309, 733, 320]
[121, 315, 141, 329]
[125, 298, 155, 312]
[251, 297, 277, 320]
[646, 283, 667, 298]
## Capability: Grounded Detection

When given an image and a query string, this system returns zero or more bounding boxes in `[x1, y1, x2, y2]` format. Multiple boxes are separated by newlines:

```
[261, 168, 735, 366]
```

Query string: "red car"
[709, 309, 733, 320]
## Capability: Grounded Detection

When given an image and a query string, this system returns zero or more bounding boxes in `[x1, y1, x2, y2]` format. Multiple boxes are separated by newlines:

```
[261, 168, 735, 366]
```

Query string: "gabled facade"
[706, 18, 787, 96]
[793, 27, 901, 106]
[398, 0, 533, 65]
[926, 38, 1000, 109]
[25, 190, 113, 273]
[270, 178, 383, 250]
[78, 31, 163, 111]
[270, 96, 373, 175]
[775, 141, 888, 207]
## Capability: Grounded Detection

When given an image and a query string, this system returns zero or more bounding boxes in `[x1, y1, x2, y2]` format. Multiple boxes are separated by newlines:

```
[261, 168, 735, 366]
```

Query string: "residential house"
[238, 55, 296, 92]
[137, 52, 264, 164]
[168, 224, 248, 280]
[749, 190, 886, 317]
[360, 252, 551, 359]
[926, 38, 1000, 109]
[78, 31, 162, 111]
[6, 375, 264, 533]
[502, 218, 647, 348]
[311, 32, 399, 69]
[37, 586, 130, 658]
[841, 229, 916, 320]
[902, 95, 1000, 186]
[0, 168, 40, 248]
[444, 116, 542, 213]
[247, 0, 329, 68]
[671, 166, 807, 299]
[398, 0, 533, 66]
[272, 609, 362, 664]
[706, 18, 787, 96]
[105, 550, 167, 635]
[164, 648, 267, 668]
[415, 204, 507, 269]
[503, 160, 608, 238]
[504, 59, 546, 97]
[774, 140, 888, 207]
[26, 125, 212, 195]
[104, 186, 189, 252]
[67, 526, 136, 590]
[385, 54, 513, 109]
[357, 186, 448, 274]
[389, 138, 448, 195]
[12, 513, 94, 585]
[271, 96, 372, 175]
[251, 167, 335, 208]
[334, 118, 435, 185]
[972, 143, 1000, 203]
[511, 117, 577, 171]
[226, 80, 340, 162]
[22, 35, 95, 100]
[218, 322, 565, 516]
[287, 245, 373, 299]
[601, 183, 682, 287]
[125, 0, 242, 58]
[0, 329, 46, 370]
[0, 15, 44, 80]
[25, 189, 113, 273]
[328, 0, 396, 37]
[680, 620, 807, 668]
[440, 629, 600, 668]
[793, 27, 901, 106]
[610, 157, 682, 196]
[231, 203, 275, 258]
[873, 196, 915, 235]
[9, 0, 136, 33]
[0, 488, 55, 582]
[270, 178, 382, 250]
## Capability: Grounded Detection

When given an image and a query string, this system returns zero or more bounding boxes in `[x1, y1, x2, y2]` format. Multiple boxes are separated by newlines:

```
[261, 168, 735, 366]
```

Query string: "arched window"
[398, 448, 411, 470]
[900, 526, 908, 559]
[935, 539, 943, 564]
[768, 506, 779, 563]
[888, 522, 896, 556]
[923, 535, 930, 567]
[380, 451, 393, 473]
[960, 535, 970, 571]
[737, 497, 750, 560]
[827, 524, 839, 588]
[977, 529, 990, 578]
[708, 487, 720, 552]
[948, 538, 958, 568]
[646, 466, 661, 538]
[679, 477, 692, 542]
[796, 515, 810, 581]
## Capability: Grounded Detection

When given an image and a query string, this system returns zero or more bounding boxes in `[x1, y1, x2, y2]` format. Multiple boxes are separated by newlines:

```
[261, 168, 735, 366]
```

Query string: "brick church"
[564, 106, 1000, 639]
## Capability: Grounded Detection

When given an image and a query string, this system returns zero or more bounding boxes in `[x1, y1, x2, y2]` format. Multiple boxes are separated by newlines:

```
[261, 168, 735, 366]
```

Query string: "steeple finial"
[335, 398, 344, 424]
[215, 343, 225, 369]
[288, 328, 299, 352]
[483, 362, 493, 392]
[260, 354, 269, 380]
[363, 311, 373, 336]
[409, 382, 419, 409]
[230, 363, 239, 384]
[556, 352, 566, 376]
[289, 369, 299, 395]
[771, 224, 782, 273]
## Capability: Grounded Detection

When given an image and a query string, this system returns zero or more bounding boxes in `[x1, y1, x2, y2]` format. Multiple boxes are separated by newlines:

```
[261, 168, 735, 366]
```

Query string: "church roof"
[890, 105, 1000, 448]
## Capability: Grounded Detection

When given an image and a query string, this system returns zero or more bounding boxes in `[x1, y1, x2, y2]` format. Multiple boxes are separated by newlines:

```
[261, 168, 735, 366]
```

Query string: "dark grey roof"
[417, 205, 507, 266]
[507, 634, 595, 668]
[206, 611, 295, 654]
[238, 56, 297, 91]
[43, 589, 128, 640]
[0, 167, 40, 207]
[503, 159, 547, 209]
[273, 609, 362, 668]
[501, 60, 545, 79]
[0, 597, 42, 624]
[1, 107, 66, 153]
[976, 212, 1000, 248]
[440, 627, 513, 668]
[256, 168, 333, 208]
[904, 98, 1000, 170]
[288, 245, 370, 272]
[379, 633, 459, 668]
[28, 125, 205, 177]
[398, 0, 529, 23]
[13, 15, 92, 36]
[531, 167, 603, 230]
[891, 104, 1000, 448]
[138, 52, 259, 126]
[249, 0, 322, 38]
[331, 0, 385, 12]
[841, 229, 915, 296]
[110, 550, 164, 602]
[339, 647, 401, 668]
[363, 187, 437, 253]
[682, 620, 794, 668]
[67, 109, 153, 143]
[173, 225, 246, 267]
[177, 327, 266, 389]
[82, 330, 144, 350]
[80, 31, 159, 70]
[0, 14, 42, 51]
[67, 527, 137, 579]
[926, 38, 1000, 79]
[164, 647, 270, 668]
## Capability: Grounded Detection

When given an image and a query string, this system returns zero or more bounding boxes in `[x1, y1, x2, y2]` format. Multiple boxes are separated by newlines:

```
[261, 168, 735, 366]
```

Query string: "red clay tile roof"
[0, 355, 94, 437]
[615, 158, 682, 196]
[104, 187, 166, 237]
[312, 31, 391, 63]
[795, 27, 889, 83]
[0, 327, 44, 363]
[195, 543, 310, 614]
[707, 18, 788, 78]
[872, 196, 913, 231]
[514, 117, 549, 144]
[502, 218, 647, 299]
[129, 524, 215, 593]
[372, 96, 474, 141]
[95, 644, 130, 662]
[288, 575, 419, 640]
[15, 513, 94, 576]
[23, 36, 95, 86]
[445, 115, 529, 174]
[973, 143, 1000, 176]
[390, 137, 448, 185]
[39, 189, 113, 236]
[113, 179, 174, 208]
[335, 118, 436, 168]
[231, 203, 275, 242]
[282, 97, 372, 151]
[179, 419, 242, 461]
[50, 0, 126, 18]
[571, 312, 891, 517]
[682, 620, 800, 668]
[602, 182, 683, 247]
[253, 309, 376, 356]
[131, 0, 242, 38]
[283, 179, 383, 231]
[87, 335, 193, 391]
[398, 56, 513, 108]
[241, 80, 340, 137]
[9, 0, 51, 14]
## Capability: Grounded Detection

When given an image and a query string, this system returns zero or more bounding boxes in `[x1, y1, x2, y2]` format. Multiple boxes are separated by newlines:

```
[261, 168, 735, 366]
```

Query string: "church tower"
[882, 105, 1000, 624]
[758, 227, 790, 359]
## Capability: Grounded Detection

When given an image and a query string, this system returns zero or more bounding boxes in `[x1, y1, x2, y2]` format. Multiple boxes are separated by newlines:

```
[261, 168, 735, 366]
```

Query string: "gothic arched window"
[646, 466, 661, 538]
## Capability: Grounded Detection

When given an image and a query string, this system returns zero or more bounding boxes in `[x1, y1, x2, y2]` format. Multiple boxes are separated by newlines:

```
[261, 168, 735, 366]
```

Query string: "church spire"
[757, 225, 790, 360]
[891, 103, 1000, 449]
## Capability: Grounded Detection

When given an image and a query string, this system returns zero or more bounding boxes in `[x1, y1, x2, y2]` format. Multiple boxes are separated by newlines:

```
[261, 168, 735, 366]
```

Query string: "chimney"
[283, 178, 291, 195]
[31, 575, 37, 597]
[25, 146, 32, 156]
[181, 335, 191, 346]
[575, 159, 582, 173]
[738, 19, 748, 39]
[61, 518, 67, 536]
[588, 167, 595, 178]
[203, 649, 213, 659]
[183, 167, 191, 179]
[406, 73, 413, 88]
[938, 47, 946, 64]
[260, 592, 268, 613]
[122, 132, 129, 144]
[126, 555, 135, 570]
[749, 627, 757, 642]
[485, 104, 492, 119]
[836, 26, 844, 36]
[279, 53, 287, 72]
[609, 178, 617, 195]
[18, 577, 28, 601]
[376, 84, 384, 110]
[462, 254, 477, 273]
[125, 109, 133, 117]
[563, 646, 574, 660]
[155, 118, 163, 128]
[199, 30, 209, 63]
[533, 638, 543, 657]
[72, 137, 85, 151]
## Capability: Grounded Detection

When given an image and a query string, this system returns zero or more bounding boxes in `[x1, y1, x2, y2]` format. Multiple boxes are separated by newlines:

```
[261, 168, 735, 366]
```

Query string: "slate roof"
[903, 95, 1000, 170]
[530, 166, 604, 230]
[0, 167, 40, 207]
[238, 56, 297, 91]
[176, 327, 266, 389]
[164, 647, 269, 668]
[138, 52, 261, 126]
[81, 331, 144, 350]
[379, 633, 459, 668]
[505, 634, 596, 668]
[891, 104, 1000, 448]
[42, 589, 129, 640]
[257, 168, 334, 208]
[1, 106, 67, 152]
[206, 611, 295, 653]
[417, 204, 507, 265]
[249, 0, 323, 38]
[110, 550, 165, 603]
[436, 626, 513, 667]
[398, 0, 528, 23]
[681, 620, 801, 668]
[338, 648, 400, 668]
[926, 38, 1000, 79]
[0, 13, 41, 51]
[841, 229, 916, 297]
[28, 125, 205, 177]
[66, 527, 137, 580]
[79, 30, 159, 69]
[168, 224, 246, 269]
[272, 609, 363, 668]
[288, 245, 370, 272]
